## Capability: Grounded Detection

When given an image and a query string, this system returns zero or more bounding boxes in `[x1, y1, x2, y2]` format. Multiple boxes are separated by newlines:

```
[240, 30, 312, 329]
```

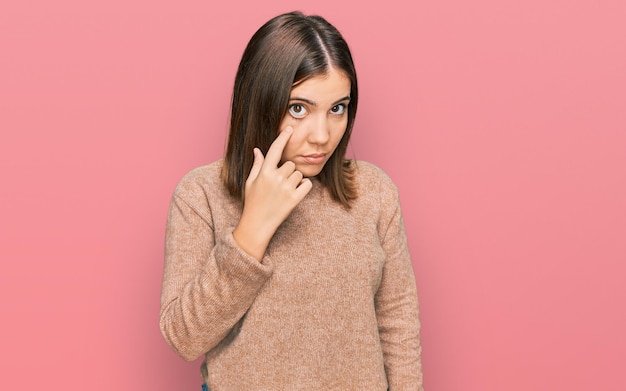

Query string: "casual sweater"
[160, 159, 423, 390]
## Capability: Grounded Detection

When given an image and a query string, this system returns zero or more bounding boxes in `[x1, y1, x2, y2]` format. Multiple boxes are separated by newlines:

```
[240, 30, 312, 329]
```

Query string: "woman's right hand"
[232, 126, 313, 260]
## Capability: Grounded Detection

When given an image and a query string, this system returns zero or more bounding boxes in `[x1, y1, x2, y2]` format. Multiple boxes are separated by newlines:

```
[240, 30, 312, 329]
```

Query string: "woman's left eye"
[330, 104, 346, 115]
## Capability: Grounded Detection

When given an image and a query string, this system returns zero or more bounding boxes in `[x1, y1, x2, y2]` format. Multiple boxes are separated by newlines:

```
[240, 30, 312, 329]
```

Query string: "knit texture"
[160, 160, 423, 390]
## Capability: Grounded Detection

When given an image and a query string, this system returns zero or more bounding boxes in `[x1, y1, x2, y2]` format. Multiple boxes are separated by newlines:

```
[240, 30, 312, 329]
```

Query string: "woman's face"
[278, 67, 351, 178]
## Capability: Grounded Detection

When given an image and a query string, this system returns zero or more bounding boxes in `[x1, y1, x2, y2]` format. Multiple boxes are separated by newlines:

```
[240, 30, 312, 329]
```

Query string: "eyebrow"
[288, 96, 351, 107]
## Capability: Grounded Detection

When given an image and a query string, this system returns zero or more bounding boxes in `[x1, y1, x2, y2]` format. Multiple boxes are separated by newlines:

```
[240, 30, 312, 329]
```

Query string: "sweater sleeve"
[375, 174, 424, 390]
[159, 191, 273, 361]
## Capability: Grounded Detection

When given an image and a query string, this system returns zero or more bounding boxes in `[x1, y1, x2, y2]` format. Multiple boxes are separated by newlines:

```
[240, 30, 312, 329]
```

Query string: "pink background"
[1, 0, 625, 389]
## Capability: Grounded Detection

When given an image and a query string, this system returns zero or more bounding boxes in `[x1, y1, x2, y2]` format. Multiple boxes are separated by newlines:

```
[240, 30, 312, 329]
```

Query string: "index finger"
[264, 126, 293, 167]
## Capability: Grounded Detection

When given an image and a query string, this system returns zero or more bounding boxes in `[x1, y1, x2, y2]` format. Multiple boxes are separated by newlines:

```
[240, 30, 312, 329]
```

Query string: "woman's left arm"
[375, 175, 424, 391]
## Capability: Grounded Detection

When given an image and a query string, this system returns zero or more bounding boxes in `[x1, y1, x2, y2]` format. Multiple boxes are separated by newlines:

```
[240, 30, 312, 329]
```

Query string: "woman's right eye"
[288, 104, 308, 119]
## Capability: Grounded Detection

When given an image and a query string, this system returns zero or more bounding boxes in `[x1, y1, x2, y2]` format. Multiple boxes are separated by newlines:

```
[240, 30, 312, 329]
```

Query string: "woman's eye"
[288, 104, 307, 118]
[330, 104, 346, 115]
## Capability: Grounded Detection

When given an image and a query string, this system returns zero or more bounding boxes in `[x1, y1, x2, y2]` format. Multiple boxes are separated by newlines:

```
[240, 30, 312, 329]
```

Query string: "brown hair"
[222, 11, 359, 208]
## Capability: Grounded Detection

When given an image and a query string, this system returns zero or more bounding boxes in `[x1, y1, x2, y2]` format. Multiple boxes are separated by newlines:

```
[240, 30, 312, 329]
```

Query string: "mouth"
[301, 153, 327, 165]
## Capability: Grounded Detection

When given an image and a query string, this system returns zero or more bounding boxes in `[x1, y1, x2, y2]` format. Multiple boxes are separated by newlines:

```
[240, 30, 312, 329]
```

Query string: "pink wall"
[1, 0, 624, 389]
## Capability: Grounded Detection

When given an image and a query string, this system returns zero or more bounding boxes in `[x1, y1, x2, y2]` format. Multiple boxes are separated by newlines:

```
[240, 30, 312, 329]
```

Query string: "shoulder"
[172, 159, 231, 206]
[352, 160, 398, 196]
[346, 160, 401, 216]
[351, 162, 405, 240]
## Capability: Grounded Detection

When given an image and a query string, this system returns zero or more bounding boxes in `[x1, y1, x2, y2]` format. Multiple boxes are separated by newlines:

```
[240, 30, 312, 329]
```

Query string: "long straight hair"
[221, 11, 359, 208]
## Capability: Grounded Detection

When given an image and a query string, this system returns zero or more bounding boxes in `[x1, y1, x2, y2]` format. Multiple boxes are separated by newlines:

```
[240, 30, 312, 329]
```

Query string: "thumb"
[247, 148, 264, 183]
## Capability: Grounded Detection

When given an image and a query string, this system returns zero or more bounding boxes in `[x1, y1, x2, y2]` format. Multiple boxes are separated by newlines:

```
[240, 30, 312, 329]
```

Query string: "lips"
[302, 153, 327, 164]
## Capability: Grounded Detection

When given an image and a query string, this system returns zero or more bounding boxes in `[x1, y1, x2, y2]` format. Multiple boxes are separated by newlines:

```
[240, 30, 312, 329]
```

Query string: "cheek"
[279, 131, 303, 162]
[278, 113, 292, 129]
[331, 120, 349, 143]
[279, 115, 305, 142]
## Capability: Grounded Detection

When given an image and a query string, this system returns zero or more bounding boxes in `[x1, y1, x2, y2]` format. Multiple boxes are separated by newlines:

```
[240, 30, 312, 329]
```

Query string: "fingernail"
[285, 126, 293, 133]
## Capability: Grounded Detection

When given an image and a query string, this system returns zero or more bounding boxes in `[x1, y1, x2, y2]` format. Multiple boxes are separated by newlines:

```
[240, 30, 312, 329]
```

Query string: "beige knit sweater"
[160, 160, 423, 390]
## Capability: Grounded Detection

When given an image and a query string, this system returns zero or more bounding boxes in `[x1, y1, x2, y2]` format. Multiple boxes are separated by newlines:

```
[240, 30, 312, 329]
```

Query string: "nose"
[307, 115, 330, 145]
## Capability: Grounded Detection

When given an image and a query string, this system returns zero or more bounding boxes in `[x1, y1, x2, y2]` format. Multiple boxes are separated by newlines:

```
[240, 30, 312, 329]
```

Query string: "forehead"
[290, 68, 351, 102]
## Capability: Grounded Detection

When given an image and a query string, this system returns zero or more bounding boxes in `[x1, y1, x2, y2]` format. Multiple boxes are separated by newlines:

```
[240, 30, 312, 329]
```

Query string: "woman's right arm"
[159, 192, 273, 361]
[160, 127, 311, 361]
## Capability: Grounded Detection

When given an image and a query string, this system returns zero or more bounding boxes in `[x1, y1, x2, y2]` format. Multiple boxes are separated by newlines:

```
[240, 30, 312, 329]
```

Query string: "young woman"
[160, 11, 424, 390]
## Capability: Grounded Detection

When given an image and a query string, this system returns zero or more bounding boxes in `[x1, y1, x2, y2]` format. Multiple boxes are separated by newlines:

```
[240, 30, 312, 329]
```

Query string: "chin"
[298, 165, 325, 178]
